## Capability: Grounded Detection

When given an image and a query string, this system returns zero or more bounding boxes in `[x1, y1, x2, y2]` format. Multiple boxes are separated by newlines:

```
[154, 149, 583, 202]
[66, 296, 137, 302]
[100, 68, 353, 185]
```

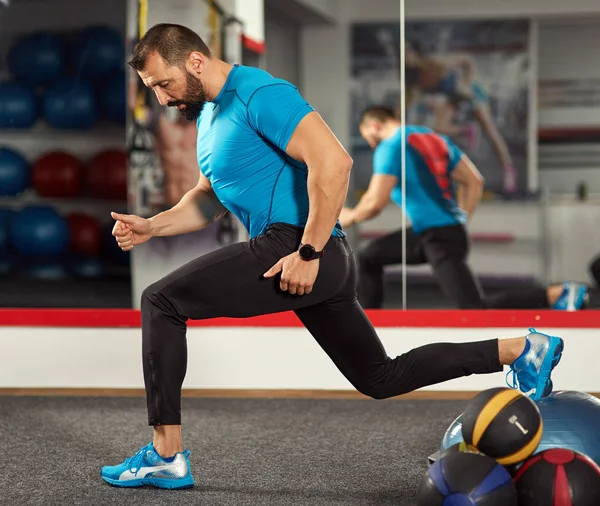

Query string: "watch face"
[299, 244, 315, 260]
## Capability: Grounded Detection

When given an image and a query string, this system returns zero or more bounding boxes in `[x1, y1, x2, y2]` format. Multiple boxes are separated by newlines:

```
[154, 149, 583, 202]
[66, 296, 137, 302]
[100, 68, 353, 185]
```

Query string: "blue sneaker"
[101, 442, 194, 489]
[552, 282, 588, 311]
[506, 328, 564, 400]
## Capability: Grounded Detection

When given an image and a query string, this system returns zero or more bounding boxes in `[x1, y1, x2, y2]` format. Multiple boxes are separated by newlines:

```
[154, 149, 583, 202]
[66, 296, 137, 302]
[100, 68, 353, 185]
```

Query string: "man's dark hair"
[129, 23, 212, 71]
[359, 106, 397, 125]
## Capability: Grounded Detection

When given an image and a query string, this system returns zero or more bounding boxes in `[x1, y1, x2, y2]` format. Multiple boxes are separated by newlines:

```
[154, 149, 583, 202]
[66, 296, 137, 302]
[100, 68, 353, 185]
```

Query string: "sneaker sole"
[536, 337, 564, 400]
[102, 475, 194, 490]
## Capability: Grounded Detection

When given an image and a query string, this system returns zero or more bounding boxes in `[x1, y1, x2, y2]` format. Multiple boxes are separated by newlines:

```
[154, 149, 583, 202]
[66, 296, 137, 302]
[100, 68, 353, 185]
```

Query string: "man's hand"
[263, 252, 319, 296]
[339, 207, 356, 229]
[111, 211, 153, 251]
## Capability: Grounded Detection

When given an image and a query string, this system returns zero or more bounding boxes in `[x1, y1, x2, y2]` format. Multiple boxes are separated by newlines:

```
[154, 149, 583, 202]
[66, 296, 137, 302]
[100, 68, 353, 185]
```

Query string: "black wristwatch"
[298, 243, 323, 261]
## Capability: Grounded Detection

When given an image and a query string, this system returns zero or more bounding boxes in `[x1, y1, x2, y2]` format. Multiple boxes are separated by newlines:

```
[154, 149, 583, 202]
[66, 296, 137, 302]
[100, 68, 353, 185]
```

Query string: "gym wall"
[264, 7, 302, 90]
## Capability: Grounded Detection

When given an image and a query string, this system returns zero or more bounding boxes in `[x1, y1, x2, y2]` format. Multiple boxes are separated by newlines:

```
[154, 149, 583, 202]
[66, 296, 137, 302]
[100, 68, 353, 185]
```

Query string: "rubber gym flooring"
[0, 396, 466, 506]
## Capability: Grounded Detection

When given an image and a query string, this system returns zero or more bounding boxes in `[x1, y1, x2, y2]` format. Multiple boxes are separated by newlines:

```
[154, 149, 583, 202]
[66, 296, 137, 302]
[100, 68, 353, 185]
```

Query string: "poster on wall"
[126, 0, 241, 307]
[350, 19, 534, 197]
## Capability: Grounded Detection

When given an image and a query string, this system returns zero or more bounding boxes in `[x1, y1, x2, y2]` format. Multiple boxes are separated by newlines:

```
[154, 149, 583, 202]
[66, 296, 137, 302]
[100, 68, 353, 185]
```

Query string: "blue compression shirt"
[374, 125, 467, 234]
[196, 64, 344, 239]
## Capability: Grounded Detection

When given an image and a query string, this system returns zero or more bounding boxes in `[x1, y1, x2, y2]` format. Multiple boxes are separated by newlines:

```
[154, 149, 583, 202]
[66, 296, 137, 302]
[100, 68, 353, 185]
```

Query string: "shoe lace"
[124, 444, 151, 473]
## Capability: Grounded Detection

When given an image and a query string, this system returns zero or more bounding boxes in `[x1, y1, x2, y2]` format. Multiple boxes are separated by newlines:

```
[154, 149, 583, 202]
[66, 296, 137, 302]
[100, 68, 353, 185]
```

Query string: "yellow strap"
[134, 0, 149, 122]
[138, 0, 148, 38]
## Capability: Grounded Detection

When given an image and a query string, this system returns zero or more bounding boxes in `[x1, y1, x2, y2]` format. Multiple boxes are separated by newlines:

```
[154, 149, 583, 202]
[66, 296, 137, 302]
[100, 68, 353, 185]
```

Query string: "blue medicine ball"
[0, 148, 29, 196]
[9, 205, 70, 258]
[44, 77, 97, 129]
[0, 82, 38, 128]
[8, 32, 64, 87]
[72, 26, 124, 80]
[101, 70, 126, 124]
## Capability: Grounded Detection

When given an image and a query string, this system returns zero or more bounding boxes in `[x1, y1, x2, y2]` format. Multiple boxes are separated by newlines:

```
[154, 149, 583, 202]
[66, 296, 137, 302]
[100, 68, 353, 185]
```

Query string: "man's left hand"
[263, 252, 319, 296]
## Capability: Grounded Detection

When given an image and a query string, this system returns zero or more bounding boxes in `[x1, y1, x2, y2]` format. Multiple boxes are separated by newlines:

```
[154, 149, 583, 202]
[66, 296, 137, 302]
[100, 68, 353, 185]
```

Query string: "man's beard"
[167, 71, 208, 121]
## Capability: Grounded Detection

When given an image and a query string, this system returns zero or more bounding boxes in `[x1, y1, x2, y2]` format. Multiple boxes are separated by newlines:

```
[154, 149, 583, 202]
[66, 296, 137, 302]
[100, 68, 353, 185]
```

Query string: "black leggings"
[357, 226, 556, 310]
[358, 225, 485, 309]
[141, 223, 501, 425]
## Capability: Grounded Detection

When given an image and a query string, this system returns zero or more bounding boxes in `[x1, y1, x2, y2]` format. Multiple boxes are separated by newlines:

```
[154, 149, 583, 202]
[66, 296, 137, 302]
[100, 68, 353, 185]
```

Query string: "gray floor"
[0, 396, 466, 506]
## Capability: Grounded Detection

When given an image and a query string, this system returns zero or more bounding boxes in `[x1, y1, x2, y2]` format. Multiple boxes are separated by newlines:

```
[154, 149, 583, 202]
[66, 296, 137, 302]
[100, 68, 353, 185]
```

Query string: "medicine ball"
[87, 149, 128, 200]
[67, 212, 101, 256]
[9, 205, 69, 258]
[0, 147, 29, 196]
[32, 151, 82, 198]
[514, 448, 600, 506]
[44, 77, 97, 129]
[101, 70, 126, 124]
[0, 82, 38, 128]
[417, 450, 518, 506]
[71, 26, 124, 80]
[462, 387, 543, 466]
[8, 32, 64, 86]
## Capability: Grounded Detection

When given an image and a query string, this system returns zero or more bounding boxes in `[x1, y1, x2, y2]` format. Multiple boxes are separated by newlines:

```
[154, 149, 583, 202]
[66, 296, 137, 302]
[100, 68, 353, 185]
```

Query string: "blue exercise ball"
[8, 32, 64, 87]
[72, 26, 124, 80]
[0, 82, 38, 128]
[101, 70, 126, 124]
[440, 390, 600, 467]
[44, 77, 97, 129]
[0, 148, 29, 196]
[9, 205, 70, 258]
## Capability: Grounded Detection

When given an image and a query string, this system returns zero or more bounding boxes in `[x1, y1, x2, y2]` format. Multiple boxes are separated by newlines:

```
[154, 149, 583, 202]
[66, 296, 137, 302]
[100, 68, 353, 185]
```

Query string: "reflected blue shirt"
[374, 125, 467, 234]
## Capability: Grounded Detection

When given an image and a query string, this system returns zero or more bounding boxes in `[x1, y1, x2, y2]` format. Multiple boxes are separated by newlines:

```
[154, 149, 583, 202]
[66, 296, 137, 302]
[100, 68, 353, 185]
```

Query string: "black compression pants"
[357, 225, 556, 310]
[141, 223, 502, 426]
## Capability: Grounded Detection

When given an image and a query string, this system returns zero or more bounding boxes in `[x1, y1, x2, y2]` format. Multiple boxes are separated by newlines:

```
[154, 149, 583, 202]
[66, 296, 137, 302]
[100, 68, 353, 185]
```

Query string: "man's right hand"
[111, 212, 153, 251]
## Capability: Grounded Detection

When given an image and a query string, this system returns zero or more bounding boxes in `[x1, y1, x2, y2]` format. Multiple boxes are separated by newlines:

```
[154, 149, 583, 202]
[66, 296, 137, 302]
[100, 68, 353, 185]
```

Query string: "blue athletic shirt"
[374, 125, 467, 234]
[196, 64, 345, 239]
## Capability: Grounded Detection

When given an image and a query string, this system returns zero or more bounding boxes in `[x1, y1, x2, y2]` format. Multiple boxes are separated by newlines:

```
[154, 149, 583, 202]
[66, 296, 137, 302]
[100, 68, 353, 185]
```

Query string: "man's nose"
[154, 88, 170, 106]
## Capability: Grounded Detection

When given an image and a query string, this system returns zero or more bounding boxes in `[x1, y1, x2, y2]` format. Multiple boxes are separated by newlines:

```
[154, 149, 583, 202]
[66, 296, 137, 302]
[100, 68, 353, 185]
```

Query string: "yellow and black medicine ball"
[461, 387, 543, 466]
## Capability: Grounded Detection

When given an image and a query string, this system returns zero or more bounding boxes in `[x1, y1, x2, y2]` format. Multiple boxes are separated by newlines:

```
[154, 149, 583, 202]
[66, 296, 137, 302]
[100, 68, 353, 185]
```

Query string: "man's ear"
[188, 51, 205, 73]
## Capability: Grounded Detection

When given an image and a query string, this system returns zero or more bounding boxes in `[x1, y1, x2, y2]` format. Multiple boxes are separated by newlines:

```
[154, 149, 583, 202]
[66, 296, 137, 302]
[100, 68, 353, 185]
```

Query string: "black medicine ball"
[417, 450, 518, 506]
[462, 387, 542, 466]
[514, 448, 600, 506]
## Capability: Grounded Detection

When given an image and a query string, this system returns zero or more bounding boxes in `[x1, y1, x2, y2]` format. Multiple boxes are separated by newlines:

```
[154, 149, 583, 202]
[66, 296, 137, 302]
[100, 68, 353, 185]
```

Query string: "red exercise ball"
[32, 151, 82, 198]
[87, 149, 128, 200]
[67, 212, 101, 256]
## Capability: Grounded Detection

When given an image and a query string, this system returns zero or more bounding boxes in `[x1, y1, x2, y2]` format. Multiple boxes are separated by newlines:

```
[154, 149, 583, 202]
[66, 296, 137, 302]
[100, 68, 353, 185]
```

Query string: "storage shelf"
[0, 121, 126, 143]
